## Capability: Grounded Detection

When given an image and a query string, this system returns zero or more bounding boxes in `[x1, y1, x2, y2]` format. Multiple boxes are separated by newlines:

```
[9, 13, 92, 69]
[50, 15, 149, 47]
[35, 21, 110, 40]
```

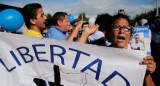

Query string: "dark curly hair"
[95, 13, 112, 32]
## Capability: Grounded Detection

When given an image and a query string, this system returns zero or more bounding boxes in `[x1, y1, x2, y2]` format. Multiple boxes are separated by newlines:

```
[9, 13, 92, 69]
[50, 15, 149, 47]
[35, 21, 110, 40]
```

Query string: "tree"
[75, 12, 89, 22]
[46, 13, 52, 19]
[131, 7, 160, 24]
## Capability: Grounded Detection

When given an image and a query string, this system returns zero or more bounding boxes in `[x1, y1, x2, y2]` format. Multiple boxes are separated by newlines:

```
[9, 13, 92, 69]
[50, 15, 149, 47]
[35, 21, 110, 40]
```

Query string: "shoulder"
[23, 29, 42, 37]
[46, 27, 66, 40]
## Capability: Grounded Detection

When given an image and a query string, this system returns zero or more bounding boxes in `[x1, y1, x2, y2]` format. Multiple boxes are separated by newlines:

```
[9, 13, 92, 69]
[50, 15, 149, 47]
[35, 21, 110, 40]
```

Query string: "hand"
[74, 20, 86, 30]
[82, 24, 99, 37]
[77, 24, 98, 43]
[139, 56, 156, 76]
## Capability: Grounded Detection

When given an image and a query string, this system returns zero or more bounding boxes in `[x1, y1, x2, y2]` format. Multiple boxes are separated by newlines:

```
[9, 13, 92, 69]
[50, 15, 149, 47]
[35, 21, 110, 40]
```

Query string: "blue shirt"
[45, 26, 67, 40]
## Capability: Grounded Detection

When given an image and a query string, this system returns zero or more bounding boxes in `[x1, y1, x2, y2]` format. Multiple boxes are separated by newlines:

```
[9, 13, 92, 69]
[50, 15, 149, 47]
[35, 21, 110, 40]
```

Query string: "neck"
[55, 25, 64, 32]
[29, 26, 41, 33]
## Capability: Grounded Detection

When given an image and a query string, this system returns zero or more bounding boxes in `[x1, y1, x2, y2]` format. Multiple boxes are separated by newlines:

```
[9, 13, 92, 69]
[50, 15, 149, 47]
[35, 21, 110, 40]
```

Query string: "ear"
[30, 19, 37, 25]
[57, 20, 62, 26]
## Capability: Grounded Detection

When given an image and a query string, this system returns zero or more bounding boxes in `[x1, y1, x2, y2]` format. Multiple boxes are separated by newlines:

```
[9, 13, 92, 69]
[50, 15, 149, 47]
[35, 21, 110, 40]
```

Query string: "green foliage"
[131, 7, 160, 24]
[46, 13, 52, 19]
[75, 12, 89, 22]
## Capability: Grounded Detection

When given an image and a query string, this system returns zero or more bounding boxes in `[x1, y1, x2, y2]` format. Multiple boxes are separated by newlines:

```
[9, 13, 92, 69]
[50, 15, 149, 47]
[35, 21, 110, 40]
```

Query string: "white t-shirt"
[131, 42, 144, 50]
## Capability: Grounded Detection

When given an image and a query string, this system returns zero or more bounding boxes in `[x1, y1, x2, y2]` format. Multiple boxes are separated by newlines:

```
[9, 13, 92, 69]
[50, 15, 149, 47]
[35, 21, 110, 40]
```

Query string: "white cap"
[139, 19, 148, 26]
[88, 17, 96, 24]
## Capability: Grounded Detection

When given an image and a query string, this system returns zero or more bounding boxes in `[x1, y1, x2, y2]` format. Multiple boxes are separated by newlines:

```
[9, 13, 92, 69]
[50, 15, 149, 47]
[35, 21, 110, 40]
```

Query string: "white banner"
[0, 32, 146, 86]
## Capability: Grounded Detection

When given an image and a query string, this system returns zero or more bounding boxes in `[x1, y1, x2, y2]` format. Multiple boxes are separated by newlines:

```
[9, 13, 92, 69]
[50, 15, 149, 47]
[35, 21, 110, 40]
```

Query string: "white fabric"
[131, 42, 144, 50]
[0, 32, 146, 86]
[88, 30, 105, 43]
[88, 17, 96, 24]
[139, 19, 148, 26]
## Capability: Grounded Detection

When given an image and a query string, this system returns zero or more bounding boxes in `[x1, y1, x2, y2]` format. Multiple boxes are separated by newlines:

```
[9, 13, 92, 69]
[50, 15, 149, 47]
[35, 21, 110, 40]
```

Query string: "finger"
[146, 68, 155, 74]
[146, 62, 156, 70]
[147, 64, 155, 68]
[139, 60, 149, 65]
[141, 59, 155, 65]
[79, 20, 86, 23]
[82, 20, 86, 23]
[87, 24, 92, 28]
[89, 25, 95, 29]
[148, 60, 156, 65]
[146, 64, 156, 72]
[92, 26, 98, 30]
[143, 56, 154, 60]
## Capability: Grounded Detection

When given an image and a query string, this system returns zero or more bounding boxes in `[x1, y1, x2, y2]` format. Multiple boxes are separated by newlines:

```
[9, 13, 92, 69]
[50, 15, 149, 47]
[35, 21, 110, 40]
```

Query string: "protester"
[46, 12, 98, 43]
[107, 13, 156, 86]
[41, 19, 52, 37]
[149, 16, 160, 86]
[22, 3, 47, 37]
[87, 13, 112, 46]
[134, 21, 140, 27]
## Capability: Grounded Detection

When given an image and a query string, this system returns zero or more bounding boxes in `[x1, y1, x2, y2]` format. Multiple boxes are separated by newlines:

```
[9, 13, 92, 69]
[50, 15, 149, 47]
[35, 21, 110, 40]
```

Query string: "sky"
[0, 0, 158, 19]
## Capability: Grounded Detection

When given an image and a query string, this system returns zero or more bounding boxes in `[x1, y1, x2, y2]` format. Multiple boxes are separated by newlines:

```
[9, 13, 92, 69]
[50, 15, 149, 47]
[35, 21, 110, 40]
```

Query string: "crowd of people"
[0, 2, 160, 86]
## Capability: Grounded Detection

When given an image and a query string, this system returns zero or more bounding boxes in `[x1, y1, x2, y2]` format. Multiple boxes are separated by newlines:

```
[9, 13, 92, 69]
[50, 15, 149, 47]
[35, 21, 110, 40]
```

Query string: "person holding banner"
[107, 13, 156, 86]
[23, 3, 47, 37]
[45, 12, 98, 43]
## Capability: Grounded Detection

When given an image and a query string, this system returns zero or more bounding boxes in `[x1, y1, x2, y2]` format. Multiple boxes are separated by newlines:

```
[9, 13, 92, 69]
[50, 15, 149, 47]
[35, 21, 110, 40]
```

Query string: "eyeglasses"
[112, 26, 131, 32]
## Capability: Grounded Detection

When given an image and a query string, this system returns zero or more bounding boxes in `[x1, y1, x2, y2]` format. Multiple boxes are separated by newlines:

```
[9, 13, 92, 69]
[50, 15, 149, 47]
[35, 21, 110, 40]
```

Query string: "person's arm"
[118, 9, 127, 15]
[78, 24, 98, 43]
[0, 26, 3, 32]
[143, 75, 155, 86]
[66, 21, 86, 42]
[139, 56, 156, 86]
[123, 9, 127, 15]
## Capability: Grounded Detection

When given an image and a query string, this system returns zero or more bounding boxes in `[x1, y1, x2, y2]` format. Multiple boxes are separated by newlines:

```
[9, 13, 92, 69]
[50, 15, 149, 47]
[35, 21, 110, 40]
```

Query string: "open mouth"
[44, 21, 46, 24]
[117, 36, 125, 41]
[43, 22, 46, 26]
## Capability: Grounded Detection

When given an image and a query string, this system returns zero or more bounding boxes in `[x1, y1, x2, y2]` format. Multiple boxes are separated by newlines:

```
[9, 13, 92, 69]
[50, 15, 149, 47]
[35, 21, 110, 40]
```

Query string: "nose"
[44, 15, 47, 20]
[68, 22, 71, 25]
[119, 27, 125, 34]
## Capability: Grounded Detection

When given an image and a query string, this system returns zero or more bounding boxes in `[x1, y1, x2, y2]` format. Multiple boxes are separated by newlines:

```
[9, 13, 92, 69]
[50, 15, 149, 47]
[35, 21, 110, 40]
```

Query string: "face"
[109, 18, 131, 49]
[135, 36, 139, 43]
[35, 8, 47, 29]
[60, 15, 71, 32]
